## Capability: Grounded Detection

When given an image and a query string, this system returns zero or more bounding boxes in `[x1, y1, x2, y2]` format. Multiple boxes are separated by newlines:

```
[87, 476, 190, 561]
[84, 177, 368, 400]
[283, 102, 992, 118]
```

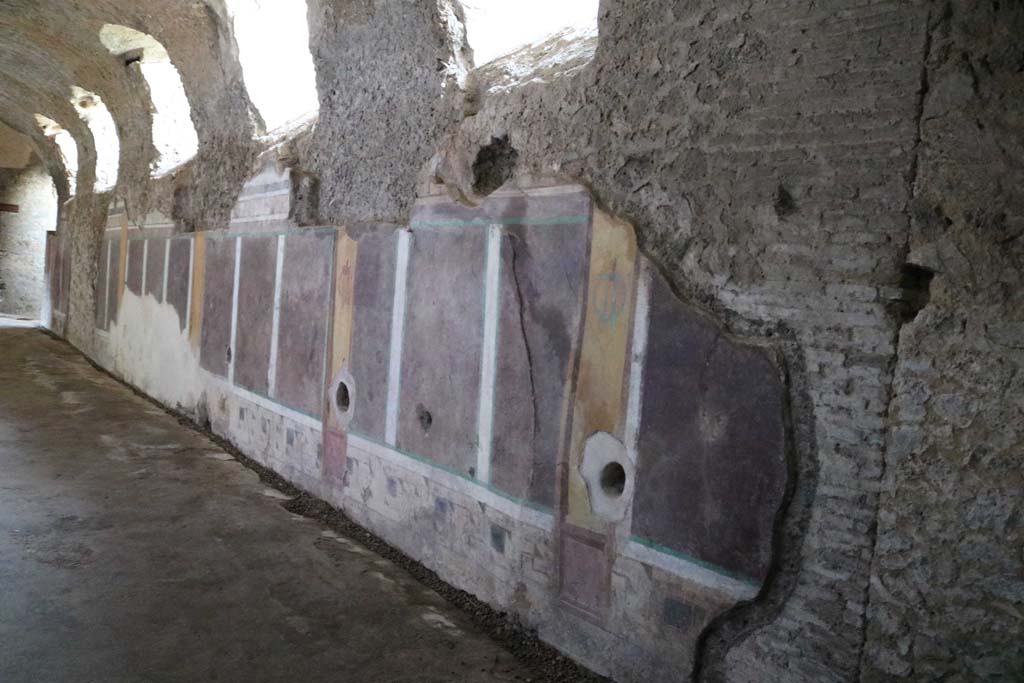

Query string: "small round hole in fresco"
[335, 381, 351, 413]
[600, 462, 626, 497]
[417, 404, 433, 432]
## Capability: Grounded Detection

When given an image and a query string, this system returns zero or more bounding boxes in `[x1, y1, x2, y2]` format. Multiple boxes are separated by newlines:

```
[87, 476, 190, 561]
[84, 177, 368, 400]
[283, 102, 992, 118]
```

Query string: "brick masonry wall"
[863, 2, 1024, 679]
[0, 164, 58, 317]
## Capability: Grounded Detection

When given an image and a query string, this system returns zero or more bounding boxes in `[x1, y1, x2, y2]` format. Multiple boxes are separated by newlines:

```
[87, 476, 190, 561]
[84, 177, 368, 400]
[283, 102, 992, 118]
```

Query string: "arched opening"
[34, 115, 78, 196]
[99, 24, 199, 177]
[224, 0, 319, 135]
[0, 122, 58, 319]
[70, 87, 120, 192]
[459, 0, 598, 66]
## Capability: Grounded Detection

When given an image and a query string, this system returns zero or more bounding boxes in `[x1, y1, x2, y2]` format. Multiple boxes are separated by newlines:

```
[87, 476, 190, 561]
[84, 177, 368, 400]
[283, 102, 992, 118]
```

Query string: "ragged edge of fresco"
[86, 176, 790, 683]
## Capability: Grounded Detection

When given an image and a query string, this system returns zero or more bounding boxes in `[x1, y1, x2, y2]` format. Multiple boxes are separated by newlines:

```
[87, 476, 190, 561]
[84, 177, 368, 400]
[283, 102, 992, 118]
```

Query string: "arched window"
[70, 87, 120, 192]
[460, 0, 598, 66]
[99, 25, 199, 177]
[34, 115, 78, 196]
[224, 0, 319, 134]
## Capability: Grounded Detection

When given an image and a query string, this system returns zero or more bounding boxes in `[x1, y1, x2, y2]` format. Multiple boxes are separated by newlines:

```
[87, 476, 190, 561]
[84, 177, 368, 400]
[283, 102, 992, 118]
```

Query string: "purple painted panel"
[126, 239, 144, 296]
[199, 236, 236, 378]
[234, 236, 277, 395]
[323, 427, 347, 482]
[165, 238, 191, 331]
[632, 270, 787, 583]
[275, 230, 333, 417]
[490, 220, 589, 508]
[94, 239, 109, 329]
[559, 527, 609, 618]
[107, 234, 121, 326]
[397, 229, 486, 475]
[143, 238, 166, 301]
[348, 230, 396, 441]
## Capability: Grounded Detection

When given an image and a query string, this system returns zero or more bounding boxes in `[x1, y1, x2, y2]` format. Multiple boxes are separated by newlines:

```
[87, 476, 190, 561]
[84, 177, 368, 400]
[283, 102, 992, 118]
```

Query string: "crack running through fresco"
[508, 234, 540, 454]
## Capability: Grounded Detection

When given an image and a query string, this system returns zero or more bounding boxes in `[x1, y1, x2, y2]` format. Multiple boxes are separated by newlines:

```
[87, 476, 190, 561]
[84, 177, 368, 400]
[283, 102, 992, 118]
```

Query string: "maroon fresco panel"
[126, 238, 144, 296]
[143, 238, 166, 301]
[94, 239, 109, 329]
[396, 229, 486, 476]
[632, 270, 788, 583]
[489, 217, 589, 509]
[165, 238, 191, 331]
[199, 236, 236, 378]
[348, 230, 396, 441]
[233, 235, 277, 396]
[106, 234, 121, 327]
[274, 230, 333, 418]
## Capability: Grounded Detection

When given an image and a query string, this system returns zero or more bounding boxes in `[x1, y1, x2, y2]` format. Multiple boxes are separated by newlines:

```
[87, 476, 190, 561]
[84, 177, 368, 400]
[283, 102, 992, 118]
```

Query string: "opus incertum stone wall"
[94, 165, 790, 681]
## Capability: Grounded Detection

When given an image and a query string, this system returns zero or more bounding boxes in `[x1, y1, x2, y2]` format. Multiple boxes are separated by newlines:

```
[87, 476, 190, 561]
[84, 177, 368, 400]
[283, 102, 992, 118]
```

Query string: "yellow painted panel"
[330, 233, 358, 379]
[323, 232, 358, 433]
[565, 209, 638, 531]
[189, 233, 206, 350]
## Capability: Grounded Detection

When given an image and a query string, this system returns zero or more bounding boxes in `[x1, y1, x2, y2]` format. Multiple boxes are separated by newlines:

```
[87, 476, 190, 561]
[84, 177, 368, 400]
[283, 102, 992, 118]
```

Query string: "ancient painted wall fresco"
[95, 176, 790, 681]
[95, 202, 189, 335]
[275, 230, 334, 419]
[198, 236, 235, 378]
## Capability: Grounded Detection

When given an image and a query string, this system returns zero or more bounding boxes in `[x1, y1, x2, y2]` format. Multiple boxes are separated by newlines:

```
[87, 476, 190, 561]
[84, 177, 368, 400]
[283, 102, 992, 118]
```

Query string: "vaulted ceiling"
[0, 1, 255, 198]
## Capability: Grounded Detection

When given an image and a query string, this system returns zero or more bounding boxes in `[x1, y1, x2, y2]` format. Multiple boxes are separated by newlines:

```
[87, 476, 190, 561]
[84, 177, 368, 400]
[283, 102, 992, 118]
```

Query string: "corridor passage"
[0, 325, 533, 682]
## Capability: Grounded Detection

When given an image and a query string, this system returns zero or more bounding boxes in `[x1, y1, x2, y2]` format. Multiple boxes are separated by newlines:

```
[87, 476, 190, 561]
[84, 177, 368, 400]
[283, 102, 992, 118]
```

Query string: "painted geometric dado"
[96, 169, 789, 680]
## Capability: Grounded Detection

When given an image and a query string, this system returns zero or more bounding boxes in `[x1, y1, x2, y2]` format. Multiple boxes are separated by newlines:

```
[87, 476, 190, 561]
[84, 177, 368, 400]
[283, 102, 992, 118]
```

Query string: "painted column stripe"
[185, 237, 194, 335]
[188, 234, 205, 348]
[103, 240, 112, 328]
[476, 224, 502, 485]
[385, 230, 411, 447]
[162, 238, 171, 303]
[267, 234, 286, 398]
[228, 237, 241, 385]
[624, 260, 650, 464]
[141, 239, 148, 295]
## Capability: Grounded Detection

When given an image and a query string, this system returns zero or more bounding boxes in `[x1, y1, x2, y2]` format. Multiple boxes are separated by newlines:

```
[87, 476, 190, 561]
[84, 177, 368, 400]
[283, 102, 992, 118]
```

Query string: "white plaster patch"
[107, 290, 203, 412]
[580, 431, 635, 523]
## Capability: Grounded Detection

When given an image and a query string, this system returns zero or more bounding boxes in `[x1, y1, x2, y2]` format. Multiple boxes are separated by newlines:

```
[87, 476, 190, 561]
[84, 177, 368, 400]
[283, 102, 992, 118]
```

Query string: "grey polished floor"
[0, 325, 529, 682]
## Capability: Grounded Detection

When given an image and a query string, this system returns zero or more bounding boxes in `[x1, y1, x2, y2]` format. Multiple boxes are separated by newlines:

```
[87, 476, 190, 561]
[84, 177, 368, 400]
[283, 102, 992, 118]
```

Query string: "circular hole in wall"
[600, 462, 626, 497]
[335, 381, 351, 413]
[417, 404, 433, 432]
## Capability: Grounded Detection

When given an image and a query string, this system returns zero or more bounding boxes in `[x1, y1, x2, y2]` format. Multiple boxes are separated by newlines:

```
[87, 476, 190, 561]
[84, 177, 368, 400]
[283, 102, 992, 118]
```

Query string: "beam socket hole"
[600, 462, 626, 497]
[335, 381, 351, 414]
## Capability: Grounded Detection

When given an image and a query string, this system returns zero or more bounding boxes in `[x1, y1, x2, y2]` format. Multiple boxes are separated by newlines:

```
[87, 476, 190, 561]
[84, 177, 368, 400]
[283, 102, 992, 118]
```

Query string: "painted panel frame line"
[267, 234, 286, 398]
[385, 229, 411, 447]
[103, 240, 112, 327]
[141, 239, 149, 297]
[621, 537, 759, 601]
[624, 260, 650, 464]
[475, 224, 502, 485]
[162, 238, 171, 303]
[228, 237, 241, 385]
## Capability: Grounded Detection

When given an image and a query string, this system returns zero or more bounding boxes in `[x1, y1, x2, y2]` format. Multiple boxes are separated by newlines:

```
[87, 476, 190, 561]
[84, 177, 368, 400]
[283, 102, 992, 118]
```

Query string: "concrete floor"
[0, 325, 533, 682]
